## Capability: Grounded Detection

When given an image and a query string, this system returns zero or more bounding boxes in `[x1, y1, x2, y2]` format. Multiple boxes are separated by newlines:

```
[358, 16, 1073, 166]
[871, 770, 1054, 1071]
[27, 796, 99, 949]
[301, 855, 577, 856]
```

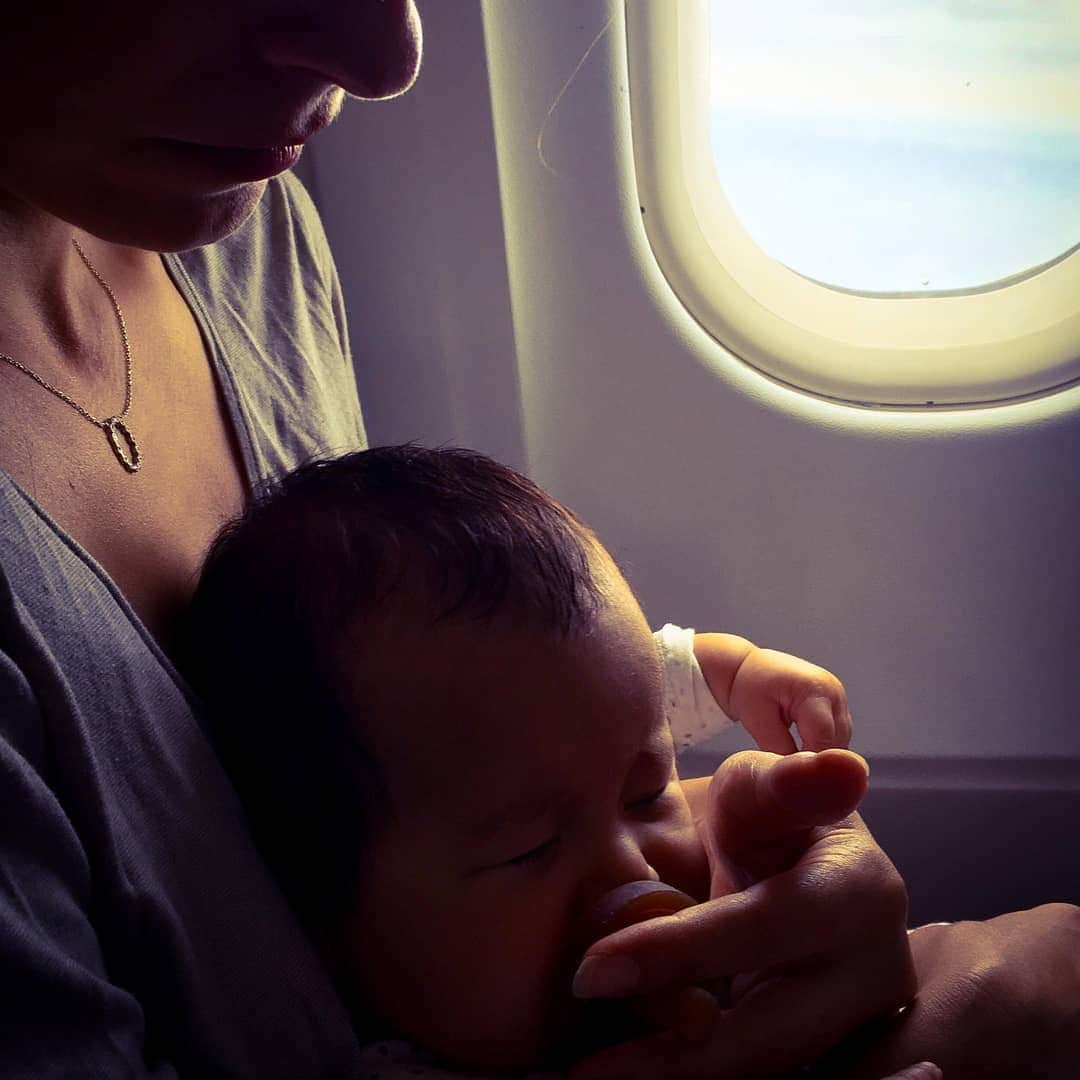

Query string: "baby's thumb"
[704, 748, 870, 894]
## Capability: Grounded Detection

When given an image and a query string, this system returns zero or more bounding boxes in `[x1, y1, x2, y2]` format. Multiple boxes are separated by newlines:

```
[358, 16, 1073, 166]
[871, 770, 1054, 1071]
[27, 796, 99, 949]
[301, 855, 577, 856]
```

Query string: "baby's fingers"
[731, 649, 852, 751]
[791, 689, 853, 750]
[729, 697, 799, 754]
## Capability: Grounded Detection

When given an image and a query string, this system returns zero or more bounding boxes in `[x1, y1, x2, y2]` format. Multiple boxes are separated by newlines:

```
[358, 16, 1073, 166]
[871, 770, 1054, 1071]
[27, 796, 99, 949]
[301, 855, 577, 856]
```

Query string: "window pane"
[707, 0, 1080, 293]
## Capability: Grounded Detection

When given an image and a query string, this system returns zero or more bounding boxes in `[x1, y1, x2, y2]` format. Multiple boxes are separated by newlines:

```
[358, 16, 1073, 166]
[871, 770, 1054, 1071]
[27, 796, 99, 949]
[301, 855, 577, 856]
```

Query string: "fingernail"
[572, 955, 641, 998]
[826, 748, 870, 776]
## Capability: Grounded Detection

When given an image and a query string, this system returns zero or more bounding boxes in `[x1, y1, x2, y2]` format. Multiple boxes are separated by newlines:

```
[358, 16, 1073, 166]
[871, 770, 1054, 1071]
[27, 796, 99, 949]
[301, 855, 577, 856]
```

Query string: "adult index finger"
[572, 822, 905, 1000]
[571, 944, 917, 1080]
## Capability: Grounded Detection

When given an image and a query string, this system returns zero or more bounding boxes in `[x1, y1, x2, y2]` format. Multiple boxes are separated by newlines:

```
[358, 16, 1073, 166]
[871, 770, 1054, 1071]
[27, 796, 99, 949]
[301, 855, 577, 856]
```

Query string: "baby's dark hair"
[178, 444, 603, 939]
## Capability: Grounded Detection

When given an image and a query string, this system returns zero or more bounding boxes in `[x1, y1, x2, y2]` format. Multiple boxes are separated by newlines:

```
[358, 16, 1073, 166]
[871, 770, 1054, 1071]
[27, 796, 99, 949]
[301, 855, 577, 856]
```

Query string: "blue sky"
[707, 0, 1080, 292]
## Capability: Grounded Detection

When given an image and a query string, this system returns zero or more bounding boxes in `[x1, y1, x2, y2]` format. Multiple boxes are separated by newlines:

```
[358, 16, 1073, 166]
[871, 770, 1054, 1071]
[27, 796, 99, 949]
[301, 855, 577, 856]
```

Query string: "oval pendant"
[104, 416, 142, 473]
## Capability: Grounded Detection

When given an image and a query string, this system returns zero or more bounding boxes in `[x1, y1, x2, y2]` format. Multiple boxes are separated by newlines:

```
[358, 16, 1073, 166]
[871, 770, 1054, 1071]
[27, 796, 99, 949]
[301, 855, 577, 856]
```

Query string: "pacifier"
[593, 879, 698, 934]
[586, 880, 722, 1042]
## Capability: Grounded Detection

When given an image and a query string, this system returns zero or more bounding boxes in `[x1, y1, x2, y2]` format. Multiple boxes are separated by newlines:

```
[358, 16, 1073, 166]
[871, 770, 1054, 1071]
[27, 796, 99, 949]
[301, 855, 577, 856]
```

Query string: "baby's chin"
[365, 979, 652, 1072]
[534, 996, 651, 1071]
[444, 996, 646, 1072]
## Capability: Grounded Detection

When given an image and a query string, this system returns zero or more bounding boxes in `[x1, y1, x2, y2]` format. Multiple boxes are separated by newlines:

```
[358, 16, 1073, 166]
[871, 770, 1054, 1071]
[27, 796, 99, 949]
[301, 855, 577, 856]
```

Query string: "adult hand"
[570, 750, 917, 1078]
[820, 905, 1080, 1079]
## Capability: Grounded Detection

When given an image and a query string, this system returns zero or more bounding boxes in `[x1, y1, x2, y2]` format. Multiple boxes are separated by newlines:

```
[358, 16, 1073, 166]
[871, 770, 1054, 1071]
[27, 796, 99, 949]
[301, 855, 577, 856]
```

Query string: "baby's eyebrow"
[643, 711, 677, 758]
[464, 796, 558, 842]
[640, 741, 675, 771]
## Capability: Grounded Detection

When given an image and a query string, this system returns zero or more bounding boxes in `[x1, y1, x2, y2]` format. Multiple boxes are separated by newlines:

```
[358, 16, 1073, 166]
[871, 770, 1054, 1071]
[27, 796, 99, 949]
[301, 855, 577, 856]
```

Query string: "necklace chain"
[0, 238, 141, 472]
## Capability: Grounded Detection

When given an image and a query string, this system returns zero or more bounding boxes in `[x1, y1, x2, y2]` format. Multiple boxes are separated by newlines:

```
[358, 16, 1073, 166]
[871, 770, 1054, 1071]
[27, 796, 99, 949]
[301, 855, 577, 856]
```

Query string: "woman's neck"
[0, 195, 162, 381]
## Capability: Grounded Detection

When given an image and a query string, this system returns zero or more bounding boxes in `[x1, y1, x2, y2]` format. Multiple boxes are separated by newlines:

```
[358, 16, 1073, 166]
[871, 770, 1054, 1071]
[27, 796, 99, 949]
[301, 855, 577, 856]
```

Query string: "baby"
[179, 445, 854, 1076]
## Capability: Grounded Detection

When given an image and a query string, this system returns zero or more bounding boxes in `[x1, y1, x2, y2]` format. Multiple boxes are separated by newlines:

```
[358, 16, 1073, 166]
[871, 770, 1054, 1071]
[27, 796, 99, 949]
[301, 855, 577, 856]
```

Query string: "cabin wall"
[302, 1, 1080, 923]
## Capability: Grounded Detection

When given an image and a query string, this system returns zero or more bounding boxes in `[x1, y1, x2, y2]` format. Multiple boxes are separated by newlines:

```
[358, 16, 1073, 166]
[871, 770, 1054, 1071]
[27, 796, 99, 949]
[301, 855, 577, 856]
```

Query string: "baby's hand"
[695, 634, 852, 753]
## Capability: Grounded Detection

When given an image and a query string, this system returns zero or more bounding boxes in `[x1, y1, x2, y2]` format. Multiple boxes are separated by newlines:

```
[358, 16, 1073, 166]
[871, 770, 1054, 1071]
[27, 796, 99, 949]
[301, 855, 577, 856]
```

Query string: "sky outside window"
[707, 0, 1080, 293]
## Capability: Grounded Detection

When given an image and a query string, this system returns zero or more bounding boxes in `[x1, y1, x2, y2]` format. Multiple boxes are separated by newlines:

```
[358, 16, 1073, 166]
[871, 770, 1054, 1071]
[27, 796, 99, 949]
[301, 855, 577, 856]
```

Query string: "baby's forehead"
[354, 585, 649, 700]
[349, 610, 601, 718]
[346, 599, 662, 798]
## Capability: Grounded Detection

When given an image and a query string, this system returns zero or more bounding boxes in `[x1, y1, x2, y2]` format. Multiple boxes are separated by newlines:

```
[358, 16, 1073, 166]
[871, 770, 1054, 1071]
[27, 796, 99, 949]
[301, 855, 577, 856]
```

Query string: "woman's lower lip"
[134, 139, 304, 189]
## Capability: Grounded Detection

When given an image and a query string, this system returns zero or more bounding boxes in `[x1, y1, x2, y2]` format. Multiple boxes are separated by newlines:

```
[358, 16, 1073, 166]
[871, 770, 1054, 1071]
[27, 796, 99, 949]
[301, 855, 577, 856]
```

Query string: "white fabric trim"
[358, 1039, 560, 1078]
[654, 623, 735, 754]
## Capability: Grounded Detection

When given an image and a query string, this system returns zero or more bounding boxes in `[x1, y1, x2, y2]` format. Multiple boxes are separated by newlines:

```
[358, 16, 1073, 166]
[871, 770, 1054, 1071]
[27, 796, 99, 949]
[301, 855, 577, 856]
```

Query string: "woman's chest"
[0, 281, 248, 646]
[0, 475, 359, 1078]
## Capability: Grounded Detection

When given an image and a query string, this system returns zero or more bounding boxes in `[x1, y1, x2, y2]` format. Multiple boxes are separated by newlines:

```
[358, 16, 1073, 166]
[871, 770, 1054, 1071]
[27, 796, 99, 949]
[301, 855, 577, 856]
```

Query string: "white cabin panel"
[303, 1, 1080, 922]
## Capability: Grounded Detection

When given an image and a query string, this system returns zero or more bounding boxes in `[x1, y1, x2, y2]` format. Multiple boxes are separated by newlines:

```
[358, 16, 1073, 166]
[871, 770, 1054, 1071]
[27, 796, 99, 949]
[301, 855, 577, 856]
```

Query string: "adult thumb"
[704, 748, 870, 895]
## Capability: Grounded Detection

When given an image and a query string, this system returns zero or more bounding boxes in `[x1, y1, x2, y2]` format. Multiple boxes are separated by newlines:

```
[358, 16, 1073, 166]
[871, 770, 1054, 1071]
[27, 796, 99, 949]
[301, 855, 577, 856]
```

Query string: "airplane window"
[707, 1, 1080, 294]
[625, 0, 1080, 407]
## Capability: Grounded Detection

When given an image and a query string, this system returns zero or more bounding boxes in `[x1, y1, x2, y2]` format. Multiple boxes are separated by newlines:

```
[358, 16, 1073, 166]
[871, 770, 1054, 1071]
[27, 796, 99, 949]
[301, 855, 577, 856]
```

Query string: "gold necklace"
[0, 238, 142, 473]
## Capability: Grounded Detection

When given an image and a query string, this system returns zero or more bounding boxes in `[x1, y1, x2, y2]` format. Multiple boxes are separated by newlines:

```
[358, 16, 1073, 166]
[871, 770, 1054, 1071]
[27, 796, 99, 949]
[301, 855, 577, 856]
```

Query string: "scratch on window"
[536, 10, 618, 177]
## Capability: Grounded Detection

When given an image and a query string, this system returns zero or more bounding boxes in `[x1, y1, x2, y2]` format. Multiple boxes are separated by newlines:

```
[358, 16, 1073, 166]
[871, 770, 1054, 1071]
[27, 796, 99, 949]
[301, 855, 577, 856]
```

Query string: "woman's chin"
[86, 180, 269, 253]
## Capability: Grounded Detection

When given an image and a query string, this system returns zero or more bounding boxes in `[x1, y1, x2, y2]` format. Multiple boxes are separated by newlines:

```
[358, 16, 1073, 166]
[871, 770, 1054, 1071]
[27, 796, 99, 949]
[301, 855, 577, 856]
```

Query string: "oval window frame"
[625, 0, 1080, 407]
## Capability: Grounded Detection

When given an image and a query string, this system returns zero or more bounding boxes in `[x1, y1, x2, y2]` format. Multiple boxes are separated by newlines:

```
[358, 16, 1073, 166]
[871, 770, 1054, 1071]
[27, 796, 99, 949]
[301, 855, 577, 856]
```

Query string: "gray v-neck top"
[0, 173, 367, 1079]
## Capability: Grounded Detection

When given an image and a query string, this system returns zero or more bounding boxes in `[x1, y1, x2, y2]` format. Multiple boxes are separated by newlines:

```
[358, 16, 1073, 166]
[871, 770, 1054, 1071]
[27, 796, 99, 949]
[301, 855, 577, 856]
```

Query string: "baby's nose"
[595, 828, 661, 893]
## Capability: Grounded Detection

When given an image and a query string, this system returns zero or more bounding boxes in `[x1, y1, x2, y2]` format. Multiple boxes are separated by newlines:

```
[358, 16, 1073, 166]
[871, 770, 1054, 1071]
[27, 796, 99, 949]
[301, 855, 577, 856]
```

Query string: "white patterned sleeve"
[359, 1039, 564, 1078]
[654, 624, 734, 754]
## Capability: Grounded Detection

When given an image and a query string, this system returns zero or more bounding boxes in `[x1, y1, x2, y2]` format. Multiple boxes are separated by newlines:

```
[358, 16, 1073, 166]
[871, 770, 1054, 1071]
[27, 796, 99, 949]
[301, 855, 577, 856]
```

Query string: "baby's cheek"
[420, 946, 557, 1069]
[642, 802, 710, 899]
[455, 889, 583, 1066]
